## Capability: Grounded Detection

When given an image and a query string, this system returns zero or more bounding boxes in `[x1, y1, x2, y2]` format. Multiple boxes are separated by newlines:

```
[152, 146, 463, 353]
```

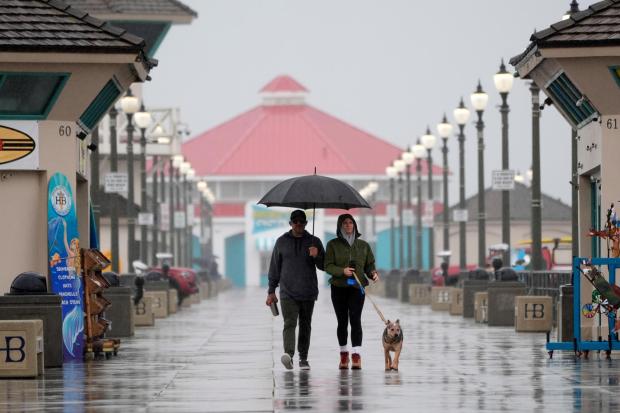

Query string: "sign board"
[422, 201, 434, 227]
[386, 203, 397, 220]
[138, 212, 154, 226]
[160, 203, 169, 231]
[453, 209, 468, 222]
[0, 121, 39, 170]
[403, 208, 414, 226]
[47, 172, 84, 361]
[104, 172, 128, 193]
[186, 205, 194, 226]
[174, 211, 186, 229]
[492, 170, 515, 191]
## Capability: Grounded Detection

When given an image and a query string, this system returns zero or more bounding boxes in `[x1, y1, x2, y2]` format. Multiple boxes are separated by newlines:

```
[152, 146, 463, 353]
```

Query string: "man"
[266, 210, 325, 370]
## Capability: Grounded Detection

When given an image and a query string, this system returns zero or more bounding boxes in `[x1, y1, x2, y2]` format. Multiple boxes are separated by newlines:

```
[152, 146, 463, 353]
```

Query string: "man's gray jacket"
[268, 230, 325, 301]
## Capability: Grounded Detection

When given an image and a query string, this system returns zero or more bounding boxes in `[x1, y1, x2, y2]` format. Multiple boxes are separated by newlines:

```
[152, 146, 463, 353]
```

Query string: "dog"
[382, 319, 403, 371]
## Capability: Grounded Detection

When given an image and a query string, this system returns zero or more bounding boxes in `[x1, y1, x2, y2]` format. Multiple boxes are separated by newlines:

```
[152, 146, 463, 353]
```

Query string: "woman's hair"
[336, 213, 361, 239]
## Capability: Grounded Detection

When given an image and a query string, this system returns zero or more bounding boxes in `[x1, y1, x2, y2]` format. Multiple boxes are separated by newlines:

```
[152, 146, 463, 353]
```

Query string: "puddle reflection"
[337, 370, 363, 411]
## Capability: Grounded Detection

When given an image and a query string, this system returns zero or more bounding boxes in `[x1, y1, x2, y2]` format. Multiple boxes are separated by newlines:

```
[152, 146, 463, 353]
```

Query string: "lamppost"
[171, 155, 184, 265]
[402, 148, 415, 268]
[412, 140, 426, 269]
[120, 89, 140, 271]
[421, 127, 436, 270]
[109, 106, 120, 273]
[186, 168, 196, 268]
[530, 81, 544, 270]
[386, 165, 398, 269]
[394, 159, 406, 270]
[494, 59, 515, 266]
[470, 81, 489, 267]
[135, 104, 152, 264]
[437, 115, 453, 260]
[150, 124, 171, 263]
[197, 180, 208, 262]
[368, 181, 379, 253]
[453, 99, 470, 271]
[180, 161, 191, 266]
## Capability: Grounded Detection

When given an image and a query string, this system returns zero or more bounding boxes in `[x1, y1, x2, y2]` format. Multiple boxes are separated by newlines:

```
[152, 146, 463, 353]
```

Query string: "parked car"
[431, 264, 477, 286]
[146, 265, 199, 299]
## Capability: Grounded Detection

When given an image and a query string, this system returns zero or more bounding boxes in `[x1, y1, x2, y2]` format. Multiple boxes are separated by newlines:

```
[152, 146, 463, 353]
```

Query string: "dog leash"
[351, 271, 388, 325]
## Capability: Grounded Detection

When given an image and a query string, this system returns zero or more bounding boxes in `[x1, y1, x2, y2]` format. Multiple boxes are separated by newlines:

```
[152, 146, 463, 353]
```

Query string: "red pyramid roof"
[183, 76, 442, 177]
[260, 75, 308, 93]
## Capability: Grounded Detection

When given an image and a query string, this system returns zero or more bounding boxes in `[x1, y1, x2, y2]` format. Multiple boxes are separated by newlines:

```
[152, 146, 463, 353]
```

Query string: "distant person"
[325, 214, 379, 370]
[266, 210, 325, 371]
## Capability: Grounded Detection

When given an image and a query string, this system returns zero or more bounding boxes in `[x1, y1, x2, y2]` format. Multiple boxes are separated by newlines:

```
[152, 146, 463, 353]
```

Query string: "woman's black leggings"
[331, 285, 365, 347]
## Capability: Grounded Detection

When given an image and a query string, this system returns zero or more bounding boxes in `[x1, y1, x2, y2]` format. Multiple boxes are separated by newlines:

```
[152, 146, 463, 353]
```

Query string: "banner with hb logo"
[48, 172, 84, 361]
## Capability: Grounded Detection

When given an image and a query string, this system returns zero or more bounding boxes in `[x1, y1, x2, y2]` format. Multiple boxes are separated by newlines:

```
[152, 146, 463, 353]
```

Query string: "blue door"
[225, 233, 246, 287]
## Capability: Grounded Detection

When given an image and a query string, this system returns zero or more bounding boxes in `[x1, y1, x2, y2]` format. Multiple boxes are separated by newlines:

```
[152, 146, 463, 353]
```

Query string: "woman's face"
[342, 218, 355, 235]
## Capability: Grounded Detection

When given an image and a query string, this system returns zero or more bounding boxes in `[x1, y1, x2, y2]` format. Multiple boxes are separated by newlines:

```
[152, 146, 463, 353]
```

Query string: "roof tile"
[0, 0, 146, 53]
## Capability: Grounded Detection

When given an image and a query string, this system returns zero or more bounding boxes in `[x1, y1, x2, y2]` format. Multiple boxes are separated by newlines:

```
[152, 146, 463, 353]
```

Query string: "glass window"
[0, 73, 68, 119]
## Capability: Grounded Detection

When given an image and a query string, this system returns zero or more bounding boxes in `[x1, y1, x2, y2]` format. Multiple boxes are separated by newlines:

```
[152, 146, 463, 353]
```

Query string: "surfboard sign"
[0, 122, 39, 170]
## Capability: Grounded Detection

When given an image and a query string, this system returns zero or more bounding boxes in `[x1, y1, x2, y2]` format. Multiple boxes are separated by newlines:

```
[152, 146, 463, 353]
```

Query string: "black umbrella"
[258, 174, 370, 235]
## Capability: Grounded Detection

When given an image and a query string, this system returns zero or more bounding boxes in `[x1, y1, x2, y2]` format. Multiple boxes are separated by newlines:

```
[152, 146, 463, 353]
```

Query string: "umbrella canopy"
[258, 174, 370, 210]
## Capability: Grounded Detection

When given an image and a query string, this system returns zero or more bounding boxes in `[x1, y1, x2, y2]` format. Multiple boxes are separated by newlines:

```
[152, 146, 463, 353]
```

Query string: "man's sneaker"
[351, 353, 361, 370]
[281, 353, 293, 370]
[339, 352, 350, 370]
[299, 359, 311, 370]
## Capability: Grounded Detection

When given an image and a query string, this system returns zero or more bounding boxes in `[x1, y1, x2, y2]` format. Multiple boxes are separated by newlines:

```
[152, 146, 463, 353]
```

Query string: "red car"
[147, 266, 199, 296]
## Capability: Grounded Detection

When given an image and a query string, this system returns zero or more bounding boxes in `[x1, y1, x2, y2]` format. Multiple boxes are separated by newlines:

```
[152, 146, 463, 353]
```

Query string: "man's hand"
[266, 293, 278, 306]
[343, 267, 355, 277]
[308, 246, 318, 257]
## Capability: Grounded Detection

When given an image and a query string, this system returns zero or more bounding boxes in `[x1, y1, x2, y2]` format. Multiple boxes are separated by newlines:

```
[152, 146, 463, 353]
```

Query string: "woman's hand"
[343, 267, 355, 277]
[371, 270, 380, 282]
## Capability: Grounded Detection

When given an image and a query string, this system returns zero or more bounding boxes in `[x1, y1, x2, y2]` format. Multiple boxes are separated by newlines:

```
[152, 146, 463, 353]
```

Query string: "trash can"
[10, 272, 47, 294]
[384, 270, 402, 299]
[558, 284, 573, 342]
[462, 268, 490, 318]
[2, 272, 62, 367]
[400, 269, 420, 302]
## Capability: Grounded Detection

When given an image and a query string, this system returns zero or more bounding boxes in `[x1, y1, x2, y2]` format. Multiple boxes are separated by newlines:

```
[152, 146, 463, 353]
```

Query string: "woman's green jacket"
[324, 237, 376, 289]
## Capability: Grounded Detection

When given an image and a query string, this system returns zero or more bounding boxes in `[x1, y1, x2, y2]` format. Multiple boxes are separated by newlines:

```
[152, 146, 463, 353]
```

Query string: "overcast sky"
[145, 0, 580, 205]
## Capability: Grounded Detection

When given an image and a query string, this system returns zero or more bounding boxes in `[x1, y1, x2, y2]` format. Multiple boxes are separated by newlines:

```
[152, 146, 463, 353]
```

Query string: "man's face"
[290, 218, 307, 236]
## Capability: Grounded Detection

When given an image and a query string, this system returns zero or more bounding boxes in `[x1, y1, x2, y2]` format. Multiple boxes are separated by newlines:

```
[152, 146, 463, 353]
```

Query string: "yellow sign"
[0, 125, 36, 165]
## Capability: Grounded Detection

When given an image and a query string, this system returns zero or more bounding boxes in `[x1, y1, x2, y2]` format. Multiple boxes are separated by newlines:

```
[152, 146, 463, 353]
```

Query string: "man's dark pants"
[280, 298, 315, 361]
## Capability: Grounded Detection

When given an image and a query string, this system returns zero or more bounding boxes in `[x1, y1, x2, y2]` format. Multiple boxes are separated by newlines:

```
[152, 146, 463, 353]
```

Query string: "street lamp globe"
[453, 98, 471, 125]
[437, 114, 453, 139]
[134, 106, 152, 129]
[386, 166, 398, 178]
[180, 161, 191, 174]
[393, 159, 406, 173]
[493, 59, 514, 94]
[172, 154, 184, 168]
[186, 168, 196, 180]
[197, 181, 208, 191]
[120, 90, 140, 114]
[368, 181, 379, 193]
[514, 171, 524, 183]
[470, 81, 489, 111]
[421, 127, 436, 149]
[412, 141, 426, 159]
[402, 148, 414, 165]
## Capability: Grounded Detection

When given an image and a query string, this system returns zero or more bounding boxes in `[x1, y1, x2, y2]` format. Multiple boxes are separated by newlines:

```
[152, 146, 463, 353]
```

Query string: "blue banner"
[48, 172, 84, 361]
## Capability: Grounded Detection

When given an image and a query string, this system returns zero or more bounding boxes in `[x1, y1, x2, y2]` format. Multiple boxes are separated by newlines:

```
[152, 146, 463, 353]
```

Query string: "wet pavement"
[2, 286, 620, 412]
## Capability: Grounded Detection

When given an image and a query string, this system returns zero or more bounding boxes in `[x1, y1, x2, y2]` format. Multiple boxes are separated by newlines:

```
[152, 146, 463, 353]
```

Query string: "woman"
[325, 214, 379, 370]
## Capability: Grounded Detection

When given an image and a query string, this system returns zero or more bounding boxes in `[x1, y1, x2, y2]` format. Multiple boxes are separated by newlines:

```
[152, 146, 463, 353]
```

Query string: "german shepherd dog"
[383, 319, 403, 371]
